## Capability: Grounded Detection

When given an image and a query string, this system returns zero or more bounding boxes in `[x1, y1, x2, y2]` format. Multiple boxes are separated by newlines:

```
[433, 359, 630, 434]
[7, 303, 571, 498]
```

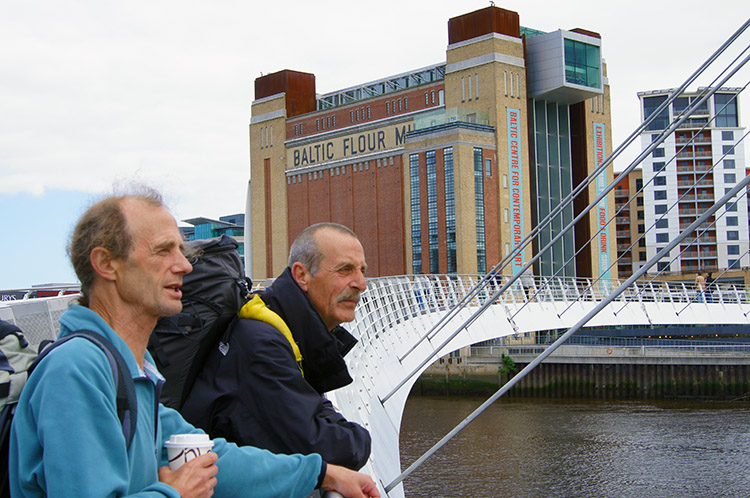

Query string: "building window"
[729, 259, 740, 269]
[444, 147, 456, 273]
[728, 245, 740, 255]
[294, 125, 298, 136]
[564, 38, 600, 89]
[638, 224, 645, 234]
[504, 71, 508, 96]
[503, 174, 508, 188]
[326, 117, 330, 128]
[426, 151, 439, 274]
[475, 73, 479, 100]
[724, 159, 735, 169]
[332, 116, 336, 128]
[386, 102, 390, 115]
[431, 90, 435, 104]
[723, 145, 735, 155]
[474, 147, 486, 273]
[410, 154, 421, 274]
[468, 75, 472, 100]
[504, 209, 509, 223]
[722, 131, 734, 141]
[724, 173, 736, 183]
[485, 159, 491, 177]
[356, 110, 359, 121]
[637, 197, 644, 206]
[657, 261, 669, 272]
[726, 202, 738, 212]
[637, 211, 645, 220]
[639, 252, 647, 261]
[653, 162, 666, 172]
[462, 77, 466, 102]
[654, 175, 666, 186]
[636, 178, 644, 190]
[638, 239, 646, 247]
[652, 148, 665, 158]
[350, 111, 354, 122]
[316, 119, 320, 131]
[300, 124, 303, 134]
[655, 204, 667, 214]
[425, 93, 429, 106]
[643, 95, 669, 131]
[727, 216, 738, 226]
[727, 230, 739, 240]
[654, 190, 667, 200]
[655, 219, 668, 229]
[715, 93, 738, 127]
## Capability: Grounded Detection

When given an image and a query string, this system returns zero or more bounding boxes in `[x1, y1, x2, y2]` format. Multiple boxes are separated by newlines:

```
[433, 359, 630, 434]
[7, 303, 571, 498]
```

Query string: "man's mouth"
[338, 291, 360, 304]
[166, 284, 182, 295]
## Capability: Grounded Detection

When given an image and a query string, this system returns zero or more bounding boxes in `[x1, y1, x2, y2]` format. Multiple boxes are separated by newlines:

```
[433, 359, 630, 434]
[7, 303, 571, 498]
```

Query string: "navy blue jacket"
[182, 268, 371, 470]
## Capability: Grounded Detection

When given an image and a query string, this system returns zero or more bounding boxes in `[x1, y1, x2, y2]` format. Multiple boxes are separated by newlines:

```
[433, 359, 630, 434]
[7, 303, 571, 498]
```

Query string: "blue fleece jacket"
[10, 304, 323, 497]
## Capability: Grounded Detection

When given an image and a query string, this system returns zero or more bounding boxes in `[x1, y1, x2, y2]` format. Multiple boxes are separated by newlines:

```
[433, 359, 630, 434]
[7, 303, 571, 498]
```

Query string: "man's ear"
[291, 262, 310, 292]
[90, 247, 119, 282]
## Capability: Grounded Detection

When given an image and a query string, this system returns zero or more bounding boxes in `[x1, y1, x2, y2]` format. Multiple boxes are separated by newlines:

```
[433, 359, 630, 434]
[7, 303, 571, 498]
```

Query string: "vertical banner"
[507, 108, 524, 274]
[593, 122, 610, 281]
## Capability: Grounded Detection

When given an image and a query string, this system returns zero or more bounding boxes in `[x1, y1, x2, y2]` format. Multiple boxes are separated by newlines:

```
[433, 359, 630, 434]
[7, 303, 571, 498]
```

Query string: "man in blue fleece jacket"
[9, 187, 380, 498]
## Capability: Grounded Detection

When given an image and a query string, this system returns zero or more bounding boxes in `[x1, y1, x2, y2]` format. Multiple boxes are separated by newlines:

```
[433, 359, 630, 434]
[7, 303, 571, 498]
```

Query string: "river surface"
[398, 397, 750, 498]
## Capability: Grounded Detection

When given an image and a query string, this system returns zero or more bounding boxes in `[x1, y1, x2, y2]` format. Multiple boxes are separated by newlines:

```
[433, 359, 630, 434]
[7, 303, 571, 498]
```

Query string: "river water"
[398, 396, 750, 498]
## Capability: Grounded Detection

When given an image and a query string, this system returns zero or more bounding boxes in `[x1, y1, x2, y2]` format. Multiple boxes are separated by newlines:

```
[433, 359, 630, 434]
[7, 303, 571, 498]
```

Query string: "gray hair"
[288, 222, 357, 275]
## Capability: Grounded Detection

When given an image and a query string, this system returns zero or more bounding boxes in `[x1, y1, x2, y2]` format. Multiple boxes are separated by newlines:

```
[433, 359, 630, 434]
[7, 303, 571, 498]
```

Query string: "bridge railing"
[351, 274, 750, 348]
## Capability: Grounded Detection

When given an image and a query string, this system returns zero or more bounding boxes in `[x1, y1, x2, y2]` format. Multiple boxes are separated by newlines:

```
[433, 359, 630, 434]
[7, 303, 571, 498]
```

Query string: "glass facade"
[410, 154, 422, 274]
[533, 100, 575, 277]
[563, 39, 600, 89]
[426, 151, 439, 274]
[715, 93, 738, 127]
[643, 95, 669, 131]
[444, 147, 456, 273]
[474, 148, 486, 273]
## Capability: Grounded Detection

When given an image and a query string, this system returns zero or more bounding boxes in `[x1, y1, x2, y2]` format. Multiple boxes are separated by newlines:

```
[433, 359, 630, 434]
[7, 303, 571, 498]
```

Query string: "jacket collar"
[261, 268, 357, 394]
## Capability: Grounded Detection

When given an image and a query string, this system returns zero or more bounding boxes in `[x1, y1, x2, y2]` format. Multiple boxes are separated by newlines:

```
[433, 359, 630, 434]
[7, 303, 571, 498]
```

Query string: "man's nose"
[351, 268, 366, 290]
[175, 252, 193, 274]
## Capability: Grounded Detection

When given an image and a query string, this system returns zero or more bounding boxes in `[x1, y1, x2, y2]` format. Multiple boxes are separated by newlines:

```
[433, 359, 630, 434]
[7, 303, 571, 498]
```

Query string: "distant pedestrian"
[694, 272, 706, 303]
[704, 272, 714, 303]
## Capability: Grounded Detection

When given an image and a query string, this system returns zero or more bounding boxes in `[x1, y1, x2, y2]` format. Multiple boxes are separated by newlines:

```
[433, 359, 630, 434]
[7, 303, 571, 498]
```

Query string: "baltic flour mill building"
[248, 5, 617, 281]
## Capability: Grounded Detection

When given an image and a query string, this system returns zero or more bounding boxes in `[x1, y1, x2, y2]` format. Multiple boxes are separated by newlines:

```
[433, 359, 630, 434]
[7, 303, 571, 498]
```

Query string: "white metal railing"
[350, 274, 750, 349]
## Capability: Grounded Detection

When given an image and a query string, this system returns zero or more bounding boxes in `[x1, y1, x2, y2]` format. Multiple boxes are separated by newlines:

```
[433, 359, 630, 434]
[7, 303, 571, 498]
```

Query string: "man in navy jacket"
[183, 223, 371, 470]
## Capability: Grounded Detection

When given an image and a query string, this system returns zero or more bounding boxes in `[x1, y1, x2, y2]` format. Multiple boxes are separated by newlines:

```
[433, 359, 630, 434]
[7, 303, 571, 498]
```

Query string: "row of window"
[461, 74, 479, 102]
[590, 94, 605, 114]
[653, 158, 736, 173]
[260, 125, 273, 148]
[504, 71, 522, 99]
[317, 115, 336, 131]
[643, 93, 739, 131]
[351, 107, 371, 123]
[286, 157, 396, 184]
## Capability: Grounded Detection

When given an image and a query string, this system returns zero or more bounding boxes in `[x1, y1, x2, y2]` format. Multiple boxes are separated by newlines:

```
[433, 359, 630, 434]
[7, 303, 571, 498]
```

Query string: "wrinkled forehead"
[121, 199, 180, 242]
[317, 229, 365, 265]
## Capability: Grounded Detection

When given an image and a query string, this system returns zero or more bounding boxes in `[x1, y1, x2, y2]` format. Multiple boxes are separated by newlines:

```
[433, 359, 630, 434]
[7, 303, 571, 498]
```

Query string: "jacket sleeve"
[10, 341, 181, 498]
[158, 406, 322, 498]
[211, 321, 371, 470]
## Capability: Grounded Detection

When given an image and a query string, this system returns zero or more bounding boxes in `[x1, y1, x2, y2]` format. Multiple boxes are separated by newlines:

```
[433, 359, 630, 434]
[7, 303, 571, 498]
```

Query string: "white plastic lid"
[164, 433, 214, 448]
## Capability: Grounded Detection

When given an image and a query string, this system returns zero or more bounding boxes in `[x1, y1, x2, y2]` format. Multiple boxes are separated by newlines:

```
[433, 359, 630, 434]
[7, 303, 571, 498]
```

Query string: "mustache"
[337, 290, 361, 303]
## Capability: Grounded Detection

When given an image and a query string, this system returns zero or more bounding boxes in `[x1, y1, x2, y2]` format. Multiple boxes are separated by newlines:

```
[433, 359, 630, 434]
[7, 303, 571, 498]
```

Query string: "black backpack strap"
[31, 330, 138, 449]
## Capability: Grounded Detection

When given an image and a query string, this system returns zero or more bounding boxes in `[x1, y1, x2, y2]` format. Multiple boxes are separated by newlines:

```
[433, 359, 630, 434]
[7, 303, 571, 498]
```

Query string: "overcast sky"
[1, 0, 748, 289]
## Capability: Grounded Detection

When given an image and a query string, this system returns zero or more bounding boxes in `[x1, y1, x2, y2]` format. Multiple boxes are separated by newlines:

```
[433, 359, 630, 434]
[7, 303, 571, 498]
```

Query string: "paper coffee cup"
[164, 433, 215, 471]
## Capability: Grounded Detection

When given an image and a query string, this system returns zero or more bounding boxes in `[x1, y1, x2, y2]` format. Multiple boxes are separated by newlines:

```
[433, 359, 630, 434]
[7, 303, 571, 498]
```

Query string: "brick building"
[248, 5, 617, 280]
